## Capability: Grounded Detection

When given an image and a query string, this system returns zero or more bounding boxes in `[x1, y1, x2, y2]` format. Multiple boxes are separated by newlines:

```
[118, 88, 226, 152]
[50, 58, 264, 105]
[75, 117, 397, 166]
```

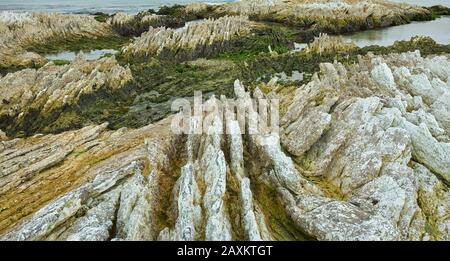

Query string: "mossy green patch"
[156, 4, 186, 17]
[4, 36, 450, 138]
[93, 13, 112, 23]
[27, 34, 130, 55]
[251, 180, 313, 241]
[427, 5, 450, 16]
[358, 36, 450, 57]
[239, 36, 450, 88]
[153, 162, 184, 237]
[156, 4, 219, 20]
[51, 60, 71, 66]
[224, 171, 246, 240]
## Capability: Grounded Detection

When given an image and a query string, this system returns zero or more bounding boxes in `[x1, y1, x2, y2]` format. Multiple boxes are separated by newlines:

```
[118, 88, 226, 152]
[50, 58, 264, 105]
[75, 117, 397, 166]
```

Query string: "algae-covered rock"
[0, 56, 132, 136]
[122, 16, 251, 61]
[1, 50, 449, 240]
[107, 11, 185, 37]
[0, 2, 449, 242]
[0, 11, 112, 69]
[216, 0, 432, 40]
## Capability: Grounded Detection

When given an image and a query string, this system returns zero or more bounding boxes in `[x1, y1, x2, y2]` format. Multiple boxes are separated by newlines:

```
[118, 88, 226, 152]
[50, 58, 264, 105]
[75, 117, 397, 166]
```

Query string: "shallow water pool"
[45, 49, 119, 61]
[341, 16, 450, 47]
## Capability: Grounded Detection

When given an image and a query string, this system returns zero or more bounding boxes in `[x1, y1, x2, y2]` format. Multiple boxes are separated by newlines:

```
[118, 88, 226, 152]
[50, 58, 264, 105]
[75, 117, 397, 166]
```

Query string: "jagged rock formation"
[278, 50, 450, 240]
[0, 11, 111, 69]
[122, 16, 251, 61]
[107, 12, 184, 37]
[0, 49, 46, 73]
[215, 0, 432, 40]
[303, 33, 357, 55]
[0, 56, 132, 136]
[0, 118, 175, 240]
[0, 50, 449, 241]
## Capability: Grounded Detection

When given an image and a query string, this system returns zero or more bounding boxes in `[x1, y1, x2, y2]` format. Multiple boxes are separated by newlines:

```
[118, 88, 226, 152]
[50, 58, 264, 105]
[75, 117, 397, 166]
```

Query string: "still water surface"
[45, 49, 118, 61]
[342, 16, 450, 47]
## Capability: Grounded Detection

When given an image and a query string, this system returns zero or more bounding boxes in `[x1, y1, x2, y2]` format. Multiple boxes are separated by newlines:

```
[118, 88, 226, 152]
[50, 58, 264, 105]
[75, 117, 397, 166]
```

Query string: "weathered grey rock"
[122, 16, 250, 60]
[201, 116, 232, 241]
[289, 192, 400, 241]
[216, 0, 431, 40]
[0, 11, 111, 68]
[64, 189, 121, 241]
[1, 49, 449, 241]
[0, 56, 132, 135]
[240, 177, 263, 241]
[413, 162, 449, 240]
[169, 163, 202, 241]
[401, 121, 450, 182]
[114, 172, 156, 241]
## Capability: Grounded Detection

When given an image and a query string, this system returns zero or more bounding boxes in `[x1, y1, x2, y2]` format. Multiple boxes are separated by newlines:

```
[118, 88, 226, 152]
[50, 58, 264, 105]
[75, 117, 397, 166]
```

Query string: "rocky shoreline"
[0, 0, 449, 241]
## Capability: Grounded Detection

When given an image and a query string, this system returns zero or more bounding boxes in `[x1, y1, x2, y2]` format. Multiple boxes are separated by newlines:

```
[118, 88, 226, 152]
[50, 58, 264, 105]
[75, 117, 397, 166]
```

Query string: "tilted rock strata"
[303, 33, 357, 56]
[0, 118, 175, 240]
[0, 12, 110, 49]
[122, 16, 251, 61]
[0, 49, 46, 73]
[0, 51, 449, 241]
[279, 50, 449, 240]
[0, 11, 111, 69]
[107, 2, 220, 37]
[0, 56, 132, 136]
[216, 0, 432, 39]
[107, 12, 185, 37]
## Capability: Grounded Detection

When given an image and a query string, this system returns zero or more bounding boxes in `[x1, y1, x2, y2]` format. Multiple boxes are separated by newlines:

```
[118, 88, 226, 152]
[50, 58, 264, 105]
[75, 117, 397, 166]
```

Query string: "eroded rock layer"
[216, 0, 432, 40]
[279, 50, 450, 240]
[0, 49, 448, 241]
[107, 12, 184, 37]
[0, 11, 112, 70]
[122, 16, 251, 61]
[0, 56, 132, 136]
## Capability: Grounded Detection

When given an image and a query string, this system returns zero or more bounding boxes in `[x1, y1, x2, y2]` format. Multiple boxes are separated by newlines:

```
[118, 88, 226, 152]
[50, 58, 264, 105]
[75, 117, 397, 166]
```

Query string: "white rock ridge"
[122, 16, 250, 60]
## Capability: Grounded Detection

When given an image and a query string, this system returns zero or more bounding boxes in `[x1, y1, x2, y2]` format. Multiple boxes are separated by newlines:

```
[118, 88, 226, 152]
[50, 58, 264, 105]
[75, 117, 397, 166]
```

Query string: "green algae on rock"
[27, 35, 130, 56]
[239, 35, 450, 86]
[1, 49, 449, 241]
[0, 56, 132, 137]
[0, 11, 120, 71]
[121, 16, 252, 62]
[212, 0, 434, 41]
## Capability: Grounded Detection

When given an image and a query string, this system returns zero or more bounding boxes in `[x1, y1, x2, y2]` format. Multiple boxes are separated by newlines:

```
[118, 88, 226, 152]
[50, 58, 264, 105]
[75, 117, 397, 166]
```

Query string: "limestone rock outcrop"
[0, 118, 175, 240]
[276, 50, 449, 240]
[107, 12, 184, 37]
[122, 16, 250, 61]
[0, 11, 111, 69]
[0, 50, 449, 241]
[0, 56, 132, 136]
[216, 0, 432, 40]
